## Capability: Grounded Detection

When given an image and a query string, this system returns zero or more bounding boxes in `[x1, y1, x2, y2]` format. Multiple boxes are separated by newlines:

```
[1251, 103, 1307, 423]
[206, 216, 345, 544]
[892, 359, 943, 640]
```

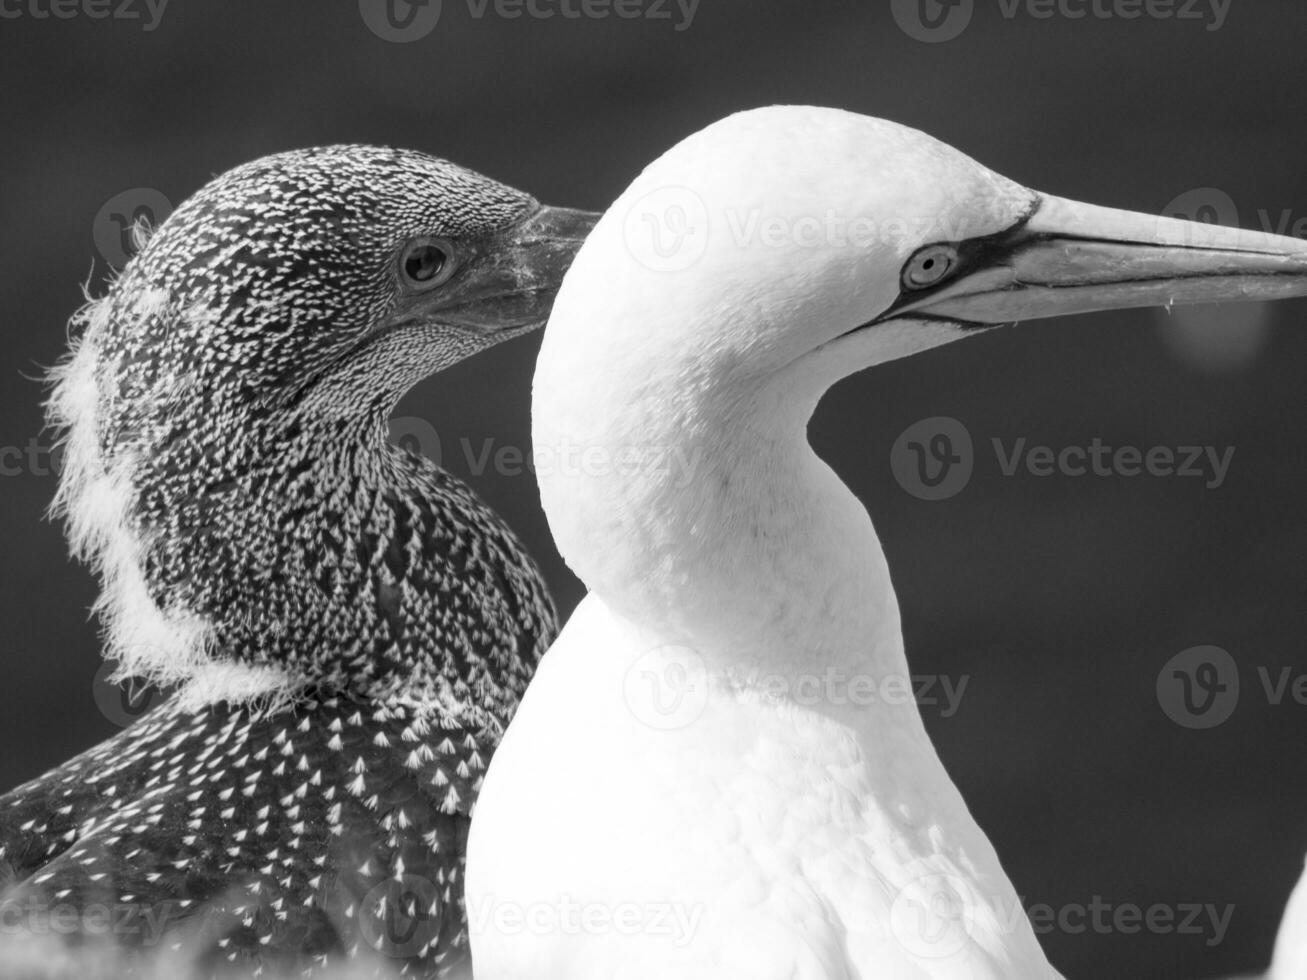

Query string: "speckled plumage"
[2, 696, 479, 976]
[1, 145, 575, 977]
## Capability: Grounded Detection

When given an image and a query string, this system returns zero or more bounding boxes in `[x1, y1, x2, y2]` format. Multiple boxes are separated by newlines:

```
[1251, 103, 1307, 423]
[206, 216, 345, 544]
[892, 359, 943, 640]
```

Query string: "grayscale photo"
[0, 2, 1304, 977]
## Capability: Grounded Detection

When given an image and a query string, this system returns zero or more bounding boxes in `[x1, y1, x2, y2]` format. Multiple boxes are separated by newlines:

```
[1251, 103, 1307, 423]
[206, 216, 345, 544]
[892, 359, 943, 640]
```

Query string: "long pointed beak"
[887, 193, 1307, 325]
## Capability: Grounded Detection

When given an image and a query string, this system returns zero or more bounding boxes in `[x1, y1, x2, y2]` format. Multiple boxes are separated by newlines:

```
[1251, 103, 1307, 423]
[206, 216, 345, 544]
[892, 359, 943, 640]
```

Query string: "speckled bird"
[0, 145, 595, 978]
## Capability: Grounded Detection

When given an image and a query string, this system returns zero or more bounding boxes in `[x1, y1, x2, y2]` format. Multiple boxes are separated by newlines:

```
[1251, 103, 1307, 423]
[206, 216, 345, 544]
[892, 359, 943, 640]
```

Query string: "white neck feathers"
[47, 291, 294, 709]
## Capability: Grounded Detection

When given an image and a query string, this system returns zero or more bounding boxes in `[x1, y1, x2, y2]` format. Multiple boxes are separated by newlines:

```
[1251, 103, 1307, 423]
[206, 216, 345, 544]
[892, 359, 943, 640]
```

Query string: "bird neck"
[532, 332, 1065, 978]
[535, 346, 913, 717]
[52, 302, 550, 719]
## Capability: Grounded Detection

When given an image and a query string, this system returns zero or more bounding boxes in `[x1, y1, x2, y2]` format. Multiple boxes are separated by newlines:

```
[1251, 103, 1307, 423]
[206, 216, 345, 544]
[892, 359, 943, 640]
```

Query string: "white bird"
[1224, 861, 1307, 980]
[466, 106, 1307, 979]
[1270, 860, 1307, 979]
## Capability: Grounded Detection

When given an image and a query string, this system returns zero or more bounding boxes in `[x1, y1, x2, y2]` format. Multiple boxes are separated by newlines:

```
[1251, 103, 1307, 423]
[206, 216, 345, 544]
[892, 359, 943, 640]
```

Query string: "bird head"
[93, 144, 594, 418]
[535, 106, 1307, 628]
[545, 105, 1307, 406]
[50, 146, 593, 705]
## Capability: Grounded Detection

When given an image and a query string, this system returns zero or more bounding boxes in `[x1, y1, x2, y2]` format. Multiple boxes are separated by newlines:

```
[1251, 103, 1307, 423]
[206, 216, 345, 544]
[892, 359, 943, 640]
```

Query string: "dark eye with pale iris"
[902, 244, 960, 290]
[399, 237, 456, 290]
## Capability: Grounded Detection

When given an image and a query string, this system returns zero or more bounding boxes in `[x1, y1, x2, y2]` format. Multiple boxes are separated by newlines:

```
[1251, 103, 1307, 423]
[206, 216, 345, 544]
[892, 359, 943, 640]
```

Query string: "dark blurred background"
[2, 1, 1306, 976]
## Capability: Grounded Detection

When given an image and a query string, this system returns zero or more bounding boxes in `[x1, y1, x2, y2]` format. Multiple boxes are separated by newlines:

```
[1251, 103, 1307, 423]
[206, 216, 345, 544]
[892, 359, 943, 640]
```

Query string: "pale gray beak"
[882, 193, 1307, 326]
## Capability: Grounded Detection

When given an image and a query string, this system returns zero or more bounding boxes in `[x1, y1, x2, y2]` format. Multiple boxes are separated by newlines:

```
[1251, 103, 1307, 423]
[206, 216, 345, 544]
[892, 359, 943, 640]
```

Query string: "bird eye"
[399, 237, 456, 290]
[902, 244, 959, 290]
